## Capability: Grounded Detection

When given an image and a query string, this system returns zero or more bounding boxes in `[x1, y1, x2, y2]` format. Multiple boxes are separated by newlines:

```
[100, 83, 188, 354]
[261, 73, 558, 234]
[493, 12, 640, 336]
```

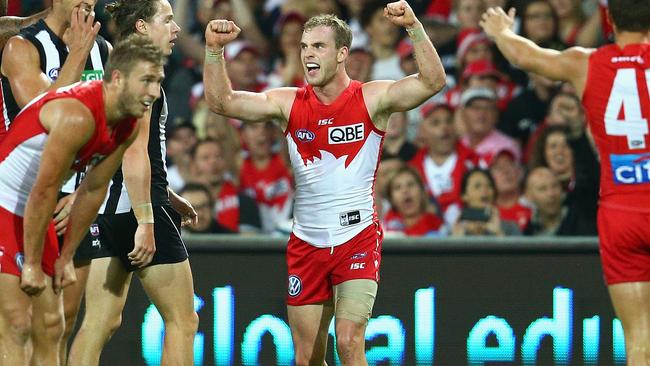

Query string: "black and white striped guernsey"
[0, 19, 110, 193]
[100, 88, 170, 215]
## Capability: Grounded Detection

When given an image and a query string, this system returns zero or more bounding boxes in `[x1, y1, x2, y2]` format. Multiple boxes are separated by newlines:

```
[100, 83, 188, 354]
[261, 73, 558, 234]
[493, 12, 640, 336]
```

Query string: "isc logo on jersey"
[611, 153, 650, 184]
[328, 123, 364, 144]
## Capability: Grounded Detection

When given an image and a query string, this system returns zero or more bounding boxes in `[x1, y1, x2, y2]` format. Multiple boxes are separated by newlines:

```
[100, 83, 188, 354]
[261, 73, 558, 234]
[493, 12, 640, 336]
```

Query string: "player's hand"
[53, 193, 75, 236]
[384, 1, 418, 28]
[480, 7, 516, 39]
[53, 256, 76, 295]
[128, 224, 155, 268]
[20, 263, 47, 296]
[205, 20, 241, 49]
[171, 196, 198, 227]
[63, 6, 101, 54]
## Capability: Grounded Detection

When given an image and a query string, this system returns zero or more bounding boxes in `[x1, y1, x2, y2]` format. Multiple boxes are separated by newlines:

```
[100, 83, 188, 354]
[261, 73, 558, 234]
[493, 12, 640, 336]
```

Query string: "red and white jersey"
[285, 80, 383, 247]
[409, 143, 478, 213]
[582, 43, 650, 212]
[0, 81, 136, 216]
[240, 154, 294, 233]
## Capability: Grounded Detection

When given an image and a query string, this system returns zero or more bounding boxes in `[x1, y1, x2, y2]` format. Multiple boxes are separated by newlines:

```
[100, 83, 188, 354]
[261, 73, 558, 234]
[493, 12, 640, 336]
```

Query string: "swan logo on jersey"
[48, 67, 61, 80]
[328, 123, 364, 144]
[287, 275, 302, 297]
[611, 153, 650, 184]
[295, 129, 315, 142]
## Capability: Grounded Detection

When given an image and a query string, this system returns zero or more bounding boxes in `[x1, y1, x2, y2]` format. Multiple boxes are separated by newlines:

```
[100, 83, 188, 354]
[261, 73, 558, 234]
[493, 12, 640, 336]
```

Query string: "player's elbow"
[420, 71, 447, 95]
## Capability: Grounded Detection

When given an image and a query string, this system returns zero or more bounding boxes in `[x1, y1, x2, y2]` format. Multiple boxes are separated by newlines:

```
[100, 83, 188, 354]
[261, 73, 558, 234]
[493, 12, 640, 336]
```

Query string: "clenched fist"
[205, 20, 241, 50]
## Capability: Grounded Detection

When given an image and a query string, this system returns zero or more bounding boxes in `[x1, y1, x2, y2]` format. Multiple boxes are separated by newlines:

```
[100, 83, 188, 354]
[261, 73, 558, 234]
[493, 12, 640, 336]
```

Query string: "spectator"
[375, 157, 405, 220]
[524, 167, 597, 235]
[382, 111, 418, 162]
[410, 101, 477, 225]
[339, 0, 370, 49]
[267, 11, 307, 88]
[383, 166, 445, 236]
[361, 0, 404, 80]
[520, 0, 567, 49]
[345, 46, 374, 82]
[452, 168, 521, 236]
[459, 87, 522, 162]
[190, 139, 261, 233]
[166, 121, 198, 191]
[179, 183, 234, 234]
[549, 0, 601, 47]
[454, 0, 486, 30]
[529, 125, 575, 192]
[489, 149, 532, 231]
[239, 122, 294, 233]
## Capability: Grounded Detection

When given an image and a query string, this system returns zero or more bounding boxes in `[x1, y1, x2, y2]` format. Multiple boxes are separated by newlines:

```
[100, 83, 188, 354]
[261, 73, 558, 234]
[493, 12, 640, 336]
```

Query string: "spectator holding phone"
[451, 168, 520, 236]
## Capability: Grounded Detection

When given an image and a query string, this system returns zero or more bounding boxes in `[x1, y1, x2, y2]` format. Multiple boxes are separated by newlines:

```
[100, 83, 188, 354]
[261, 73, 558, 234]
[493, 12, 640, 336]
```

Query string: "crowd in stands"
[15, 0, 608, 237]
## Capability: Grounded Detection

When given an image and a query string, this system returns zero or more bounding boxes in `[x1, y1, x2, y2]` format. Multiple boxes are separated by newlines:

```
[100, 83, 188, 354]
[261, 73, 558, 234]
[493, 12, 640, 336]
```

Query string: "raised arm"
[480, 7, 592, 96]
[365, 1, 446, 127]
[0, 8, 49, 50]
[203, 20, 294, 128]
[0, 7, 100, 108]
[20, 99, 95, 296]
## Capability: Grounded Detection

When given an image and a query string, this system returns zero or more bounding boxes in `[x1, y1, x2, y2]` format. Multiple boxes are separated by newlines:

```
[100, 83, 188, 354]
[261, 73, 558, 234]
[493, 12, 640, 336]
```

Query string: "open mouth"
[306, 62, 320, 76]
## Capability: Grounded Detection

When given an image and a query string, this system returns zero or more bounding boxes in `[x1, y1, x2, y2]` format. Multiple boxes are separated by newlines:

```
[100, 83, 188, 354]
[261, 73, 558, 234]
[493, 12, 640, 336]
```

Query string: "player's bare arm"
[168, 187, 198, 227]
[121, 109, 156, 268]
[20, 99, 96, 296]
[58, 123, 139, 274]
[0, 7, 100, 108]
[0, 9, 49, 50]
[365, 0, 446, 129]
[203, 19, 295, 128]
[480, 7, 593, 95]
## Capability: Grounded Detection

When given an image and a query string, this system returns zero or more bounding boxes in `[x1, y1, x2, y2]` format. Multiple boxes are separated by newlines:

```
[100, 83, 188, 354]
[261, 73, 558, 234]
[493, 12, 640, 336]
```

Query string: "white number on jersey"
[604, 68, 650, 149]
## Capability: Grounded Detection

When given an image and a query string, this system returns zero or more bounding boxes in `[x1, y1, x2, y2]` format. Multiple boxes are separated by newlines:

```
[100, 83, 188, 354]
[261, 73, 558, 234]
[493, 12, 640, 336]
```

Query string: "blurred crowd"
[14, 0, 609, 237]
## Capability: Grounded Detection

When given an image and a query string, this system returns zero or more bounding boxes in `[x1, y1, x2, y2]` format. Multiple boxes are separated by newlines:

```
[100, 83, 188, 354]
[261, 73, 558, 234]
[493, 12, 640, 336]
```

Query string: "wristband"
[205, 47, 224, 64]
[406, 25, 427, 43]
[133, 203, 154, 224]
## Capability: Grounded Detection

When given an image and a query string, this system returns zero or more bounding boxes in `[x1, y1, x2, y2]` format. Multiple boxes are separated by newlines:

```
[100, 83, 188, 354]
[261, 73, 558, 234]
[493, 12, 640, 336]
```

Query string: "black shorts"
[95, 205, 188, 272]
[57, 193, 103, 264]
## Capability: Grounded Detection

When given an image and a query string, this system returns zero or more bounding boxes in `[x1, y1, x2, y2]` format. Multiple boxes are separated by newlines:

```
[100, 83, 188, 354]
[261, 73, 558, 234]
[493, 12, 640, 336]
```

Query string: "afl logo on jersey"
[295, 129, 315, 142]
[48, 67, 61, 80]
[287, 275, 302, 297]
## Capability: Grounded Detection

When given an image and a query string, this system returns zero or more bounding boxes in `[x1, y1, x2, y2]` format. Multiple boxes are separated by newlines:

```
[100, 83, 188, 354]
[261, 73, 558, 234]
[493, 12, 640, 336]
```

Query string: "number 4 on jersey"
[605, 68, 650, 149]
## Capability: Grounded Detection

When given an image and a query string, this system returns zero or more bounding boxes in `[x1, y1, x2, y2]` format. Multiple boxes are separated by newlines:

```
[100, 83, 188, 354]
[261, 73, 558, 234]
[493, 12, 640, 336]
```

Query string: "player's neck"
[103, 86, 126, 126]
[44, 11, 67, 37]
[615, 31, 649, 48]
[312, 72, 351, 105]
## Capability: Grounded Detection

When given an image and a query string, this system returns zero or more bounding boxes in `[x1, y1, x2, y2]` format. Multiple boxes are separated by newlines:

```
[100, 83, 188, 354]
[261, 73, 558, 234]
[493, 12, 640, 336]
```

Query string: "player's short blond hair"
[303, 14, 352, 50]
[104, 35, 166, 82]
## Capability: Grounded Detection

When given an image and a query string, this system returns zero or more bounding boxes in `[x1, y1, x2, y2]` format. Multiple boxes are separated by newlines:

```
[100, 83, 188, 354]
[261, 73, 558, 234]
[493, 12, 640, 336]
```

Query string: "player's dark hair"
[105, 0, 161, 40]
[608, 0, 650, 33]
[104, 35, 165, 82]
[304, 14, 352, 50]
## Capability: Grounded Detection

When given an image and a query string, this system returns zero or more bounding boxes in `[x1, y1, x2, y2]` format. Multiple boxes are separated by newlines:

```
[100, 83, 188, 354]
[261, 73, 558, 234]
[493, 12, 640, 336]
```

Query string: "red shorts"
[286, 223, 383, 306]
[598, 206, 650, 285]
[0, 205, 58, 277]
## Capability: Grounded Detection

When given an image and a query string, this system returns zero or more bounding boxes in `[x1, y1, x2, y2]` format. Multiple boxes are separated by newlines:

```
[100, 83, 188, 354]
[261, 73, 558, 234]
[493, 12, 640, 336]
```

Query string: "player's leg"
[137, 260, 198, 366]
[66, 257, 132, 366]
[288, 301, 335, 366]
[30, 275, 65, 365]
[330, 223, 382, 365]
[0, 274, 31, 365]
[333, 279, 377, 366]
[609, 282, 650, 365]
[59, 261, 90, 365]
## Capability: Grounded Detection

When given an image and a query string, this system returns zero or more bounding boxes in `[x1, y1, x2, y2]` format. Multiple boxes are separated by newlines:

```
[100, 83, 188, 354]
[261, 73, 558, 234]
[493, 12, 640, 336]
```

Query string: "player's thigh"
[608, 281, 650, 340]
[82, 257, 132, 321]
[287, 300, 335, 355]
[0, 273, 31, 332]
[137, 260, 194, 317]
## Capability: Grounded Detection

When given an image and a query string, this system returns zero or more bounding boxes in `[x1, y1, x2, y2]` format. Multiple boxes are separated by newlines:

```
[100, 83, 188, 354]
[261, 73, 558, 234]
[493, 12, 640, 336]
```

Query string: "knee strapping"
[334, 279, 378, 324]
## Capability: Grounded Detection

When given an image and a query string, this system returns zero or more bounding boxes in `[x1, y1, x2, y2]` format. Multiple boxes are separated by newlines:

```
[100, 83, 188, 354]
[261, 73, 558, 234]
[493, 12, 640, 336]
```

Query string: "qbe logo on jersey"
[328, 123, 364, 144]
[611, 153, 650, 184]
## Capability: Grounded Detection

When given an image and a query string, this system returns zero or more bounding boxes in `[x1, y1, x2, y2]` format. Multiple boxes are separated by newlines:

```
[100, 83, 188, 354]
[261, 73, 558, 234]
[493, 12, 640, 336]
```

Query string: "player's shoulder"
[2, 34, 38, 64]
